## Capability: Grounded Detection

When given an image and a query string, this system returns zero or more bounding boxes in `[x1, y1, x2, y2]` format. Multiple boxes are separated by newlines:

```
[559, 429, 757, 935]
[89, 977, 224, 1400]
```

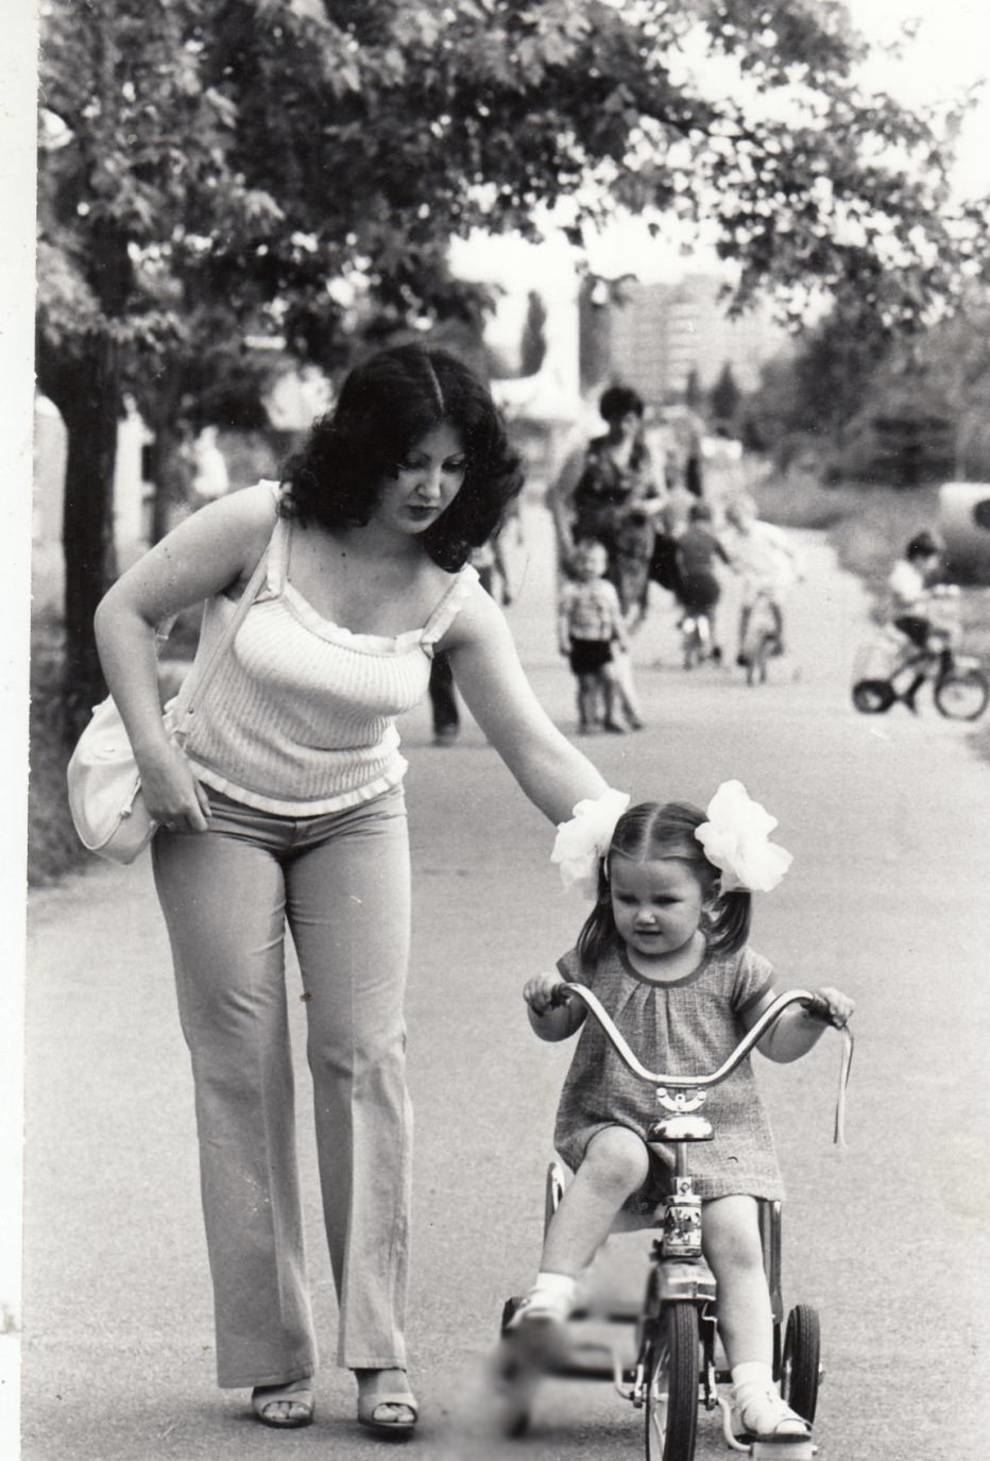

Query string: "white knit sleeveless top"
[180, 485, 478, 814]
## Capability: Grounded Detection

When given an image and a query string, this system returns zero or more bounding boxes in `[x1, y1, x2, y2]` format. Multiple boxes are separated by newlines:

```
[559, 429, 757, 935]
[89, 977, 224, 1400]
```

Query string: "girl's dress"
[553, 941, 783, 1209]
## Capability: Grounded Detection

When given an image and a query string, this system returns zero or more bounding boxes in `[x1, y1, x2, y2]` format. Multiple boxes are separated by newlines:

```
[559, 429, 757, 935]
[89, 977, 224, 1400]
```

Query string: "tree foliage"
[38, 0, 990, 717]
[743, 283, 990, 485]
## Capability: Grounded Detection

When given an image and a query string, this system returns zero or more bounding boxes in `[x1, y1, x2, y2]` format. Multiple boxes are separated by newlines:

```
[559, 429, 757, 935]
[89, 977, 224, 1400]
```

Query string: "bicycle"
[679, 611, 721, 670]
[498, 988, 853, 1460]
[851, 599, 988, 721]
[739, 590, 782, 687]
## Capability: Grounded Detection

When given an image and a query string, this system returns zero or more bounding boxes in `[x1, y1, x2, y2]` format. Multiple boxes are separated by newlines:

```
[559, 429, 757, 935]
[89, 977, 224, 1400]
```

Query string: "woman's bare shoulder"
[177, 481, 279, 559]
[439, 569, 504, 649]
[149, 482, 279, 590]
[225, 480, 282, 534]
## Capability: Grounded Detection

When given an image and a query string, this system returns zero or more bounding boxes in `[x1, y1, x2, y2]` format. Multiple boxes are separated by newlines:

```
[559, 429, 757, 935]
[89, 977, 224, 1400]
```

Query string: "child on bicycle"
[725, 497, 802, 665]
[513, 784, 854, 1442]
[674, 500, 732, 662]
[887, 531, 955, 707]
[558, 538, 644, 734]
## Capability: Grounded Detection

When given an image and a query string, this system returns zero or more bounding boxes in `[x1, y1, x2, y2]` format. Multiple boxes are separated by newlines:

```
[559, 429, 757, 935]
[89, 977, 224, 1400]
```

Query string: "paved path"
[22, 508, 990, 1460]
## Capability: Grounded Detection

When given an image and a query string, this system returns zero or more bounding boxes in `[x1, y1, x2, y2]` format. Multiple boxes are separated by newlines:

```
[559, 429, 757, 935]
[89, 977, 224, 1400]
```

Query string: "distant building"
[606, 275, 789, 406]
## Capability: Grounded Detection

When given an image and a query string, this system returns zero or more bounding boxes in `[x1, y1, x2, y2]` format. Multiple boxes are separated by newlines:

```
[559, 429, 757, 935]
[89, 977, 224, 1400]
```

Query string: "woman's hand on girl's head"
[523, 974, 570, 1016]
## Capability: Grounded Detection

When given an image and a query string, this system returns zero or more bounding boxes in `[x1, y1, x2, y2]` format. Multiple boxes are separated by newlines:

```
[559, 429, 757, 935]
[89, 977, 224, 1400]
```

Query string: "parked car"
[938, 481, 990, 584]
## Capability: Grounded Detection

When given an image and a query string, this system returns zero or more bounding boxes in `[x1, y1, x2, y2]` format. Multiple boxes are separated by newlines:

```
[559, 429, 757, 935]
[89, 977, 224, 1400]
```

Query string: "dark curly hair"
[598, 384, 644, 423]
[280, 344, 524, 571]
[576, 800, 752, 970]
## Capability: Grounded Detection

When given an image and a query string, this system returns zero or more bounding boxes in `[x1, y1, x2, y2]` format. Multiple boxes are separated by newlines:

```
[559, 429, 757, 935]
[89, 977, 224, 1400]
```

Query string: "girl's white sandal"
[732, 1388, 811, 1442]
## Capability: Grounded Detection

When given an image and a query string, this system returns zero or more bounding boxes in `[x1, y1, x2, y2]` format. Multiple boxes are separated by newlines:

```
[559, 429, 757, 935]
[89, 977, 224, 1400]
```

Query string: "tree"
[744, 309, 892, 467]
[744, 285, 990, 483]
[709, 362, 741, 427]
[38, 0, 990, 724]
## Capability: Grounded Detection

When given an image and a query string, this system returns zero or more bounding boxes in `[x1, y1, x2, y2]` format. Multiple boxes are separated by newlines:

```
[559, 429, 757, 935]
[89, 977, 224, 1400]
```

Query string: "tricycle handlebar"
[562, 985, 834, 1089]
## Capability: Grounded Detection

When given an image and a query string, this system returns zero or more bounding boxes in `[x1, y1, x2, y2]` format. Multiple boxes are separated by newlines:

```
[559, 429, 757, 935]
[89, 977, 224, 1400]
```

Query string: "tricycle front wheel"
[644, 1303, 699, 1461]
[781, 1303, 821, 1423]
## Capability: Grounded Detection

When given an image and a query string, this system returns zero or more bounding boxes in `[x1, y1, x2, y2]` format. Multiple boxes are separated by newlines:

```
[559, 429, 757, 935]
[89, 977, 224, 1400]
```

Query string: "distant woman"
[550, 385, 662, 613]
[93, 344, 614, 1439]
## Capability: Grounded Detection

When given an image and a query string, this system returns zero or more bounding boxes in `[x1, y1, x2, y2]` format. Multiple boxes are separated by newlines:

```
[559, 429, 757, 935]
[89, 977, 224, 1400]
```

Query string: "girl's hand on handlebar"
[524, 975, 571, 1017]
[804, 986, 855, 1029]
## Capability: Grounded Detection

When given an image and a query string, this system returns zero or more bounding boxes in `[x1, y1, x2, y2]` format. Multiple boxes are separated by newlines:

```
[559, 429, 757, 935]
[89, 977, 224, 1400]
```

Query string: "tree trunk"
[58, 338, 121, 740]
[143, 367, 192, 545]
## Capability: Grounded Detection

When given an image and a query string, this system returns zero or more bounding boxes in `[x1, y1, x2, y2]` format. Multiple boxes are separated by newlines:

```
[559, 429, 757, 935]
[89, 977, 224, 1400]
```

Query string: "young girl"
[515, 783, 854, 1442]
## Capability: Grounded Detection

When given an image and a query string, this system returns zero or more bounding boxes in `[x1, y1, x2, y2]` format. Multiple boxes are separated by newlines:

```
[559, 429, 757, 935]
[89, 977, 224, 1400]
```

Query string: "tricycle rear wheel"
[781, 1303, 821, 1423]
[644, 1303, 699, 1460]
[851, 678, 894, 714]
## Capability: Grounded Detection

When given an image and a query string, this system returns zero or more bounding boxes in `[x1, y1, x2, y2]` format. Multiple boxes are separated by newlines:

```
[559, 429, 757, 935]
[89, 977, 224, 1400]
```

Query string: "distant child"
[513, 785, 854, 1443]
[887, 531, 954, 710]
[724, 497, 802, 664]
[558, 539, 643, 734]
[888, 529, 947, 643]
[674, 500, 732, 662]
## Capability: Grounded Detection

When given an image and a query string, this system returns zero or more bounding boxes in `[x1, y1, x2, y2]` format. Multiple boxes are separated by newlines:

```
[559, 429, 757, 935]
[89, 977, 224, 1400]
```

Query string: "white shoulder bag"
[66, 547, 271, 865]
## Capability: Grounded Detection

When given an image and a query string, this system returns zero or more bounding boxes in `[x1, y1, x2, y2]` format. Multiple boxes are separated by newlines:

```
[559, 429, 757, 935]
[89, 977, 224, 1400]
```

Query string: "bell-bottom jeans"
[152, 783, 411, 1388]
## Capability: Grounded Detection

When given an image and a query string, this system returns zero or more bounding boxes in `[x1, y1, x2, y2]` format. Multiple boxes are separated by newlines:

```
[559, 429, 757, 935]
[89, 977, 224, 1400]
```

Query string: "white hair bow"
[694, 780, 792, 893]
[551, 788, 631, 900]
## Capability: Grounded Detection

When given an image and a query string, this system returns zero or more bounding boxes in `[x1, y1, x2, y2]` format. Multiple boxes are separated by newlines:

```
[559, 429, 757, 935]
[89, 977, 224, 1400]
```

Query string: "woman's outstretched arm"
[441, 585, 613, 823]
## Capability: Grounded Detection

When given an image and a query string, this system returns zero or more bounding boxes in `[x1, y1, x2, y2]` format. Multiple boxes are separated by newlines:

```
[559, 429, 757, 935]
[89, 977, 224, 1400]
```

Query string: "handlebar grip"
[802, 993, 848, 1028]
[802, 993, 829, 1018]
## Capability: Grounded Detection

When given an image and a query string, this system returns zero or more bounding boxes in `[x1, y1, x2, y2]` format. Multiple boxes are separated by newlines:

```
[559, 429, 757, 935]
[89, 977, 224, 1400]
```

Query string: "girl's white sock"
[525, 1270, 577, 1318]
[731, 1361, 773, 1392]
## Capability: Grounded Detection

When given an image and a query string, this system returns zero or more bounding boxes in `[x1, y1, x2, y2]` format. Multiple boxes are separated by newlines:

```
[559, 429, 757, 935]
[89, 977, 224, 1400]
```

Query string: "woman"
[93, 344, 611, 1438]
[550, 385, 662, 617]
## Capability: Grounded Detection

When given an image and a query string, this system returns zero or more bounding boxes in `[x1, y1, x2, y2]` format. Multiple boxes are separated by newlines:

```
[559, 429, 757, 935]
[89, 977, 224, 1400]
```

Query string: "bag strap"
[172, 532, 275, 731]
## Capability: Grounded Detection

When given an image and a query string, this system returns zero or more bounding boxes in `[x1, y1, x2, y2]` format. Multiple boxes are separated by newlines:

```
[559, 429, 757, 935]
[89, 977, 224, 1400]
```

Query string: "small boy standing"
[558, 540, 641, 734]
